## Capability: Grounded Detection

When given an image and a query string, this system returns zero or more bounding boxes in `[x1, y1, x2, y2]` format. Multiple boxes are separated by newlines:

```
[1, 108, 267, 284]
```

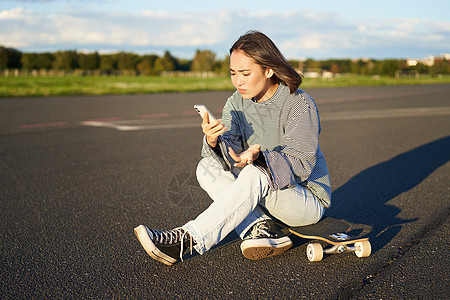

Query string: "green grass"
[302, 74, 450, 88]
[1, 74, 449, 97]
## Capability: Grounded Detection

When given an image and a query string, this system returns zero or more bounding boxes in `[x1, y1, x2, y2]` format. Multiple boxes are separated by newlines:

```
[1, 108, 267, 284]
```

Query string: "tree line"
[0, 45, 448, 77]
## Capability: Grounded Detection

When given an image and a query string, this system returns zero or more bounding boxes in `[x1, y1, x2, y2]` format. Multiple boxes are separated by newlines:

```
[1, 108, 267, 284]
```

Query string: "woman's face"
[229, 50, 278, 102]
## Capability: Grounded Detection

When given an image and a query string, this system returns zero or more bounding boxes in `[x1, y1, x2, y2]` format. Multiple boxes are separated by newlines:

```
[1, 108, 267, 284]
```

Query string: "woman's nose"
[236, 75, 243, 86]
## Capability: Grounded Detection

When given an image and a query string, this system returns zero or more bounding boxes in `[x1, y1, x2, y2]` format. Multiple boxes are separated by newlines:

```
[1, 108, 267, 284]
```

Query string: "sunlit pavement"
[1, 84, 448, 298]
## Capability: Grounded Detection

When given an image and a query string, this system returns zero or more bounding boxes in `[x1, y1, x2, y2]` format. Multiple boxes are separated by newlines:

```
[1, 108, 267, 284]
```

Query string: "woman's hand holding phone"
[201, 113, 227, 148]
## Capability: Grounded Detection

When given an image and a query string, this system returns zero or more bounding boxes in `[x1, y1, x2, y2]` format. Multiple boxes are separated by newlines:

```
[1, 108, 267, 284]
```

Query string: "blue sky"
[1, 0, 449, 60]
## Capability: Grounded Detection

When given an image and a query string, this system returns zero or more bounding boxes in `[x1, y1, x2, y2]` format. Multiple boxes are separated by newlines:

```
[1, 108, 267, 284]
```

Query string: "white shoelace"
[152, 227, 193, 262]
[250, 221, 271, 238]
[179, 228, 193, 262]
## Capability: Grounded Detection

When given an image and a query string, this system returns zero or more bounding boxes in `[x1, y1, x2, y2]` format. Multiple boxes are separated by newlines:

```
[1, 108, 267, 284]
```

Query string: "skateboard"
[288, 217, 371, 262]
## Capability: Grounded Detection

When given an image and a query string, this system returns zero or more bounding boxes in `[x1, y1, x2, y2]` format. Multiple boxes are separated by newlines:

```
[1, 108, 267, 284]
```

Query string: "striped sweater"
[201, 83, 331, 208]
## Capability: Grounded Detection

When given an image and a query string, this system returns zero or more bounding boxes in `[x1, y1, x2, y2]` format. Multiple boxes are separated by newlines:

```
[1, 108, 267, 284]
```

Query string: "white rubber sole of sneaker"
[240, 236, 293, 260]
[134, 225, 178, 266]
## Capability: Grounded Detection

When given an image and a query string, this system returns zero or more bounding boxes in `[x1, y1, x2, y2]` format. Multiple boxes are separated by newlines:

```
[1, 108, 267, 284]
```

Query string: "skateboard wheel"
[354, 241, 371, 258]
[306, 243, 323, 262]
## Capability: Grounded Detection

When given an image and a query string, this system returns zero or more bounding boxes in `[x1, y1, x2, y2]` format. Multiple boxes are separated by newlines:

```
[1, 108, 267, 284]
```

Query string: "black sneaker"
[134, 225, 194, 266]
[240, 220, 292, 260]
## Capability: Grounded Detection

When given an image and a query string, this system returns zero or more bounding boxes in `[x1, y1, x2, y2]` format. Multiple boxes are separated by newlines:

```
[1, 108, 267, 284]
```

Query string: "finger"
[209, 118, 222, 129]
[205, 124, 226, 137]
[202, 117, 223, 130]
[236, 155, 249, 166]
[248, 144, 260, 152]
[228, 147, 240, 162]
[234, 160, 246, 167]
[213, 124, 227, 136]
[234, 160, 249, 167]
[201, 112, 209, 128]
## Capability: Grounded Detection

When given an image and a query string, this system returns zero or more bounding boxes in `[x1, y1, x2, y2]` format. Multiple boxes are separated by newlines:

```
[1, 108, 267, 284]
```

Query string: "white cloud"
[0, 6, 448, 59]
[0, 7, 29, 20]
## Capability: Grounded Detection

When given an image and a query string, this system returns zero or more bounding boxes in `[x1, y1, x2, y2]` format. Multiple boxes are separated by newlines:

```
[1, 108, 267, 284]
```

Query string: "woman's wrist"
[206, 136, 218, 148]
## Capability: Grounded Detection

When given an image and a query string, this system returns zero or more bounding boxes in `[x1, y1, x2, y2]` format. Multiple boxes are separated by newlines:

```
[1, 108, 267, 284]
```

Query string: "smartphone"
[194, 104, 217, 122]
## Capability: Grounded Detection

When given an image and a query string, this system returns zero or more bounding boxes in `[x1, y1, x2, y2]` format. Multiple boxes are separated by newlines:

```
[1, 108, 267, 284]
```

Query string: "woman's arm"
[262, 99, 320, 189]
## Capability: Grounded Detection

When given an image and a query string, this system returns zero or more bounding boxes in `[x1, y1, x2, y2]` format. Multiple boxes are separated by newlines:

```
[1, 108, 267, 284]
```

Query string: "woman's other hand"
[228, 144, 261, 167]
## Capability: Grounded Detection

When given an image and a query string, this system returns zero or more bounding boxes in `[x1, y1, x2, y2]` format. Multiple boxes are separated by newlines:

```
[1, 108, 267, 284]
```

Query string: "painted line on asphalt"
[138, 113, 172, 119]
[80, 106, 450, 131]
[321, 106, 450, 121]
[85, 117, 123, 122]
[80, 121, 200, 131]
[317, 89, 445, 104]
[181, 111, 198, 116]
[19, 122, 68, 129]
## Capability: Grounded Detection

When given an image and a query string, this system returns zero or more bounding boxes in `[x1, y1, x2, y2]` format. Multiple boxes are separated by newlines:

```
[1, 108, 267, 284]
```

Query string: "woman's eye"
[243, 73, 250, 76]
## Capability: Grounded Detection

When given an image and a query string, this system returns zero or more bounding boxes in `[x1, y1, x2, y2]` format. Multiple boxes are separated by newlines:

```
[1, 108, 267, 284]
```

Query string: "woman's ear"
[265, 67, 274, 79]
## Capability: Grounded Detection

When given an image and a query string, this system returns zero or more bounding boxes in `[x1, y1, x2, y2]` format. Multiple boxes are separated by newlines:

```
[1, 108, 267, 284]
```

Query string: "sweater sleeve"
[261, 96, 320, 190]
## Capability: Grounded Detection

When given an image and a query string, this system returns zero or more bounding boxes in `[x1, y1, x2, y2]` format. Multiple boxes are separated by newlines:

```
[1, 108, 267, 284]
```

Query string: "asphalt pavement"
[1, 84, 449, 299]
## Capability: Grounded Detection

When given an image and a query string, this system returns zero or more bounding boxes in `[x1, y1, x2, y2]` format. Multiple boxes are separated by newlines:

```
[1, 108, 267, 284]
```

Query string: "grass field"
[1, 74, 449, 97]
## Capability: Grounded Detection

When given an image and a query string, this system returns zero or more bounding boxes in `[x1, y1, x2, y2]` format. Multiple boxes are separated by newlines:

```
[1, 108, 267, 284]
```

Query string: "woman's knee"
[238, 164, 265, 181]
[263, 187, 324, 227]
[196, 157, 227, 187]
[239, 163, 256, 174]
[196, 157, 213, 185]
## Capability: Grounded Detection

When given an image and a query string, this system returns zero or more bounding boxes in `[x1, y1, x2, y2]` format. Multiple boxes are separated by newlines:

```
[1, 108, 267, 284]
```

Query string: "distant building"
[407, 54, 449, 67]
[299, 68, 334, 79]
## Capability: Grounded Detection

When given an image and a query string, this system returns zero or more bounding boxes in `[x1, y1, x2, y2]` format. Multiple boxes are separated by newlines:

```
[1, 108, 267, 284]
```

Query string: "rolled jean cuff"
[182, 223, 207, 255]
[235, 208, 268, 239]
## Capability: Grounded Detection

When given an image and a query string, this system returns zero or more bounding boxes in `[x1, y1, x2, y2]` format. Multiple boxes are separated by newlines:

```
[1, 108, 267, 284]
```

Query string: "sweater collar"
[251, 83, 287, 105]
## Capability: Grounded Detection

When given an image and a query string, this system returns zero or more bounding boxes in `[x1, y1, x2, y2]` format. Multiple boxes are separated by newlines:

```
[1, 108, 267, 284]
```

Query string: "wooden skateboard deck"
[288, 217, 371, 261]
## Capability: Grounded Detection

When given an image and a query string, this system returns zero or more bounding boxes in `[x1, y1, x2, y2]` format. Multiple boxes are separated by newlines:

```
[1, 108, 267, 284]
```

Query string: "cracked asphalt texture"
[1, 84, 449, 299]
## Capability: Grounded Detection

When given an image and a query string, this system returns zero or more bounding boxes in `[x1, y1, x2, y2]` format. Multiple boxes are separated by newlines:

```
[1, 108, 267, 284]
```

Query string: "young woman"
[134, 31, 331, 266]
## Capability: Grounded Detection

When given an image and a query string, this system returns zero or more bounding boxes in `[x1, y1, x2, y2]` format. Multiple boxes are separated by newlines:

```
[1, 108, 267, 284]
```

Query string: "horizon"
[7, 47, 449, 62]
[1, 0, 449, 60]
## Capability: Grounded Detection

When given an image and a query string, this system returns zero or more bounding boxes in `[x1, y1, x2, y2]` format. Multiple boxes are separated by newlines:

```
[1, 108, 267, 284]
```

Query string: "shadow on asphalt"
[325, 135, 450, 253]
[166, 136, 450, 256]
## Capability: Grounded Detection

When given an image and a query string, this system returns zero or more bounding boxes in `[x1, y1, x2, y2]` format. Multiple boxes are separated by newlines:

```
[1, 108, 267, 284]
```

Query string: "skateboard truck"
[288, 217, 372, 262]
[306, 240, 371, 262]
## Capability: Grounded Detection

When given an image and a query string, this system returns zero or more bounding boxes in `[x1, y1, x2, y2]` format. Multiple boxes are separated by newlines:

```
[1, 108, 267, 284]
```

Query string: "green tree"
[409, 62, 430, 74]
[35, 53, 54, 69]
[430, 59, 450, 75]
[303, 58, 321, 70]
[191, 49, 216, 72]
[352, 59, 371, 75]
[21, 53, 38, 69]
[136, 54, 158, 75]
[218, 55, 230, 75]
[22, 52, 55, 70]
[377, 59, 406, 76]
[0, 46, 22, 69]
[53, 50, 78, 70]
[99, 54, 117, 71]
[78, 52, 100, 70]
[116, 52, 139, 70]
[288, 59, 301, 70]
[177, 59, 191, 71]
[153, 51, 177, 74]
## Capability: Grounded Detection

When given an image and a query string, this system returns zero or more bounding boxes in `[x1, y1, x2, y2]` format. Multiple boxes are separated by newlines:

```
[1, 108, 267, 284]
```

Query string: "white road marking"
[321, 106, 450, 121]
[80, 106, 450, 131]
[81, 120, 200, 131]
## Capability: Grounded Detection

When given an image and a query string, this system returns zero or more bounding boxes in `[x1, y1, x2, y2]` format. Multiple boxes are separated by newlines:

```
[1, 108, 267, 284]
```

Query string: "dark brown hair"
[229, 30, 302, 93]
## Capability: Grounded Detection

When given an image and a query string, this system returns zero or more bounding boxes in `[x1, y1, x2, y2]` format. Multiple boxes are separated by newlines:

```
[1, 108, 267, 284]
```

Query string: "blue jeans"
[183, 157, 324, 255]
